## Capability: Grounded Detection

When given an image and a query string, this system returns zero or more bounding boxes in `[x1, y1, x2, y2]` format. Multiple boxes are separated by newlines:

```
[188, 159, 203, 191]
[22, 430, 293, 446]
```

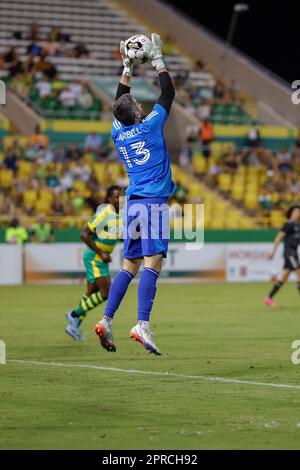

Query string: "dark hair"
[105, 185, 121, 203]
[112, 94, 136, 126]
[286, 205, 300, 219]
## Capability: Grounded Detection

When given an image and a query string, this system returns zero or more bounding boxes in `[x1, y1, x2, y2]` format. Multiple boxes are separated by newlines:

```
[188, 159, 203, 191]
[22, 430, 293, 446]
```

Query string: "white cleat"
[65, 311, 82, 341]
[94, 319, 116, 352]
[129, 323, 161, 356]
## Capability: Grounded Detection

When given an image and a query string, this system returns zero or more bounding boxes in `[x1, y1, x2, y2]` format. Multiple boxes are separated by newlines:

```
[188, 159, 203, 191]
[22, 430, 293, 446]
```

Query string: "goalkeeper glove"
[150, 33, 165, 71]
[120, 40, 134, 76]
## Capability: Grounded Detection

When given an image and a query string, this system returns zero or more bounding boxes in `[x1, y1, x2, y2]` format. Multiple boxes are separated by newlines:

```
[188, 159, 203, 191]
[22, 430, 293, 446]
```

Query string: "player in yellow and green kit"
[65, 185, 122, 341]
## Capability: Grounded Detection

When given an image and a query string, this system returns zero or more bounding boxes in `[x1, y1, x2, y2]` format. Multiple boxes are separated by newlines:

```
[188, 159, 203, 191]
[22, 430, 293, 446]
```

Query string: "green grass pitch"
[1, 282, 300, 450]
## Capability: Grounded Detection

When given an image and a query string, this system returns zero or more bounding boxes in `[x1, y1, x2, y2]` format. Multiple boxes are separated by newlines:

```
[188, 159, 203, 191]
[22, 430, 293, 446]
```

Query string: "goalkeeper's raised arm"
[150, 33, 175, 114]
[115, 40, 133, 100]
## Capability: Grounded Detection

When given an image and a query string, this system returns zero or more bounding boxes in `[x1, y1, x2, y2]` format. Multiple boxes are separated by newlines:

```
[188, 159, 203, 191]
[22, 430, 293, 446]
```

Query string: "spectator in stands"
[35, 51, 57, 79]
[214, 80, 225, 101]
[0, 54, 4, 71]
[13, 31, 22, 40]
[69, 80, 83, 99]
[53, 145, 65, 164]
[45, 168, 59, 189]
[258, 188, 273, 213]
[27, 22, 40, 41]
[27, 42, 42, 57]
[29, 214, 55, 243]
[52, 194, 65, 215]
[4, 47, 18, 64]
[294, 129, 300, 151]
[59, 85, 77, 108]
[84, 132, 103, 154]
[10, 71, 32, 98]
[276, 147, 292, 173]
[36, 74, 52, 100]
[3, 150, 18, 175]
[65, 142, 82, 161]
[248, 123, 261, 148]
[49, 26, 63, 43]
[289, 173, 300, 195]
[73, 40, 90, 58]
[73, 158, 91, 183]
[77, 83, 93, 109]
[37, 144, 53, 164]
[59, 164, 74, 191]
[23, 53, 36, 74]
[42, 41, 59, 57]
[193, 59, 206, 72]
[199, 119, 214, 158]
[30, 125, 49, 149]
[5, 218, 28, 245]
[8, 57, 23, 78]
[223, 152, 239, 174]
[197, 98, 211, 121]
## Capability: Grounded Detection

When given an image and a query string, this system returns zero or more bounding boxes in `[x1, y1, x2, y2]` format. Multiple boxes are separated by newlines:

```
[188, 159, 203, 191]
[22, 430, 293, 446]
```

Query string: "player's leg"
[129, 254, 163, 355]
[129, 198, 169, 355]
[65, 280, 95, 341]
[94, 258, 142, 352]
[264, 269, 290, 307]
[71, 274, 110, 323]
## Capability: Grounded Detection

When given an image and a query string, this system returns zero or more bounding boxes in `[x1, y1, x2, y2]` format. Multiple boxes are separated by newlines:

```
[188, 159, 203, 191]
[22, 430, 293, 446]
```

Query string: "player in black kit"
[264, 205, 300, 307]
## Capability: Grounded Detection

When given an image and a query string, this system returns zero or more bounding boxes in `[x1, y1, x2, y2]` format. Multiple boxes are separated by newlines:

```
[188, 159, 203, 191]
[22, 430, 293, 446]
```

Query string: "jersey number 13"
[119, 141, 150, 168]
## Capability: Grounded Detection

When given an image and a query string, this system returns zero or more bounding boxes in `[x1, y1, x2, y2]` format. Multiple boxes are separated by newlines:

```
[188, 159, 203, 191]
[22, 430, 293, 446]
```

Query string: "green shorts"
[83, 251, 110, 284]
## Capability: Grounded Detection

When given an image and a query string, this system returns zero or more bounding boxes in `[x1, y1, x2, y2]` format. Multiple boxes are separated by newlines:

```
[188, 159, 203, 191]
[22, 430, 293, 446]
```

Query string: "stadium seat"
[193, 155, 206, 174]
[218, 173, 232, 192]
[0, 168, 13, 188]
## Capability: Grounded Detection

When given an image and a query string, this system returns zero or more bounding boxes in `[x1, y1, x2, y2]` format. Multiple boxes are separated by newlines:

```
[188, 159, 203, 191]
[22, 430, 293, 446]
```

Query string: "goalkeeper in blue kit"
[94, 34, 176, 355]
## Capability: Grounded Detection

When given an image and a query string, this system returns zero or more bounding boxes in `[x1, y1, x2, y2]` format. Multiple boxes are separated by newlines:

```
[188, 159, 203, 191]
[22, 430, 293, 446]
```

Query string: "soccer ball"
[124, 34, 152, 64]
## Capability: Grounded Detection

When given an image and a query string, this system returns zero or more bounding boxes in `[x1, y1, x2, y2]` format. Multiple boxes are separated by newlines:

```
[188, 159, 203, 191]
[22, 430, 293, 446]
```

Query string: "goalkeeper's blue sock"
[138, 268, 159, 322]
[104, 270, 134, 319]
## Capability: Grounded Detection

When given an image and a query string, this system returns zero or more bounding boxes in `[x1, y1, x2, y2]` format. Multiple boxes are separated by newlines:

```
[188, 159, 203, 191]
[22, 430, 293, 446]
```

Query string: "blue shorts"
[123, 197, 169, 259]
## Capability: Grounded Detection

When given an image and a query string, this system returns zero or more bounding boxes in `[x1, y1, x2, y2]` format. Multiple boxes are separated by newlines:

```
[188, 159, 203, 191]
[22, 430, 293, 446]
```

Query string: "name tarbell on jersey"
[116, 126, 142, 141]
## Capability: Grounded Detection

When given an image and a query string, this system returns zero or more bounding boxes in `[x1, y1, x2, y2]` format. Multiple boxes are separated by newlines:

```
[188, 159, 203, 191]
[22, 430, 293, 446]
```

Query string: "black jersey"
[281, 221, 300, 255]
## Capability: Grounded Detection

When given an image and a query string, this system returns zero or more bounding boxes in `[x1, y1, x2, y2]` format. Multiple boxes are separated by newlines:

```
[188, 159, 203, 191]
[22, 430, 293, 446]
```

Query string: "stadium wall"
[0, 233, 291, 285]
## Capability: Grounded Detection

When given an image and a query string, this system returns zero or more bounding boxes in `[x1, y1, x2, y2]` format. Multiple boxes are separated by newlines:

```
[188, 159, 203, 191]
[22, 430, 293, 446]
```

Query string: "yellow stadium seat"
[18, 160, 33, 178]
[218, 173, 231, 191]
[23, 189, 37, 208]
[210, 142, 222, 157]
[0, 168, 13, 188]
[108, 163, 121, 182]
[193, 155, 206, 174]
[231, 185, 244, 200]
[39, 189, 54, 204]
[244, 193, 258, 209]
[188, 182, 202, 199]
[35, 198, 52, 214]
[3, 135, 29, 150]
[73, 180, 87, 193]
[210, 218, 225, 229]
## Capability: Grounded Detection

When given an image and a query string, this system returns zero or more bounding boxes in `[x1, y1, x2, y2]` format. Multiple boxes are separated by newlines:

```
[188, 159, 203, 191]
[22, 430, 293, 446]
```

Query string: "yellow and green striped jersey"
[85, 203, 122, 262]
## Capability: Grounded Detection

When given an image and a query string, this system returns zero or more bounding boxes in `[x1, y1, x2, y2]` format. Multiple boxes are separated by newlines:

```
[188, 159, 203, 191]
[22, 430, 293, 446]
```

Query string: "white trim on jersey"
[145, 111, 159, 121]
[113, 120, 122, 130]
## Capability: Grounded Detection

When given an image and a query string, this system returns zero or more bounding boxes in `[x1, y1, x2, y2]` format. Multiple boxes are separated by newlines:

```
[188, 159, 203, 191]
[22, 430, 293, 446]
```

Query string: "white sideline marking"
[8, 359, 300, 391]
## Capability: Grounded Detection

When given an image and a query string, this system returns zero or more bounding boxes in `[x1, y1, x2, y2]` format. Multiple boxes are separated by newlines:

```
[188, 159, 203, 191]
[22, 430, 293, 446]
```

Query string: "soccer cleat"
[264, 297, 278, 308]
[65, 311, 82, 341]
[130, 323, 161, 356]
[94, 320, 116, 352]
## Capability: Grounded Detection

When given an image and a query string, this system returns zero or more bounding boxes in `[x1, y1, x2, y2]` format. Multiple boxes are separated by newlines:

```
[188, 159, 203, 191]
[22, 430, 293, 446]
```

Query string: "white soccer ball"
[124, 34, 152, 64]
